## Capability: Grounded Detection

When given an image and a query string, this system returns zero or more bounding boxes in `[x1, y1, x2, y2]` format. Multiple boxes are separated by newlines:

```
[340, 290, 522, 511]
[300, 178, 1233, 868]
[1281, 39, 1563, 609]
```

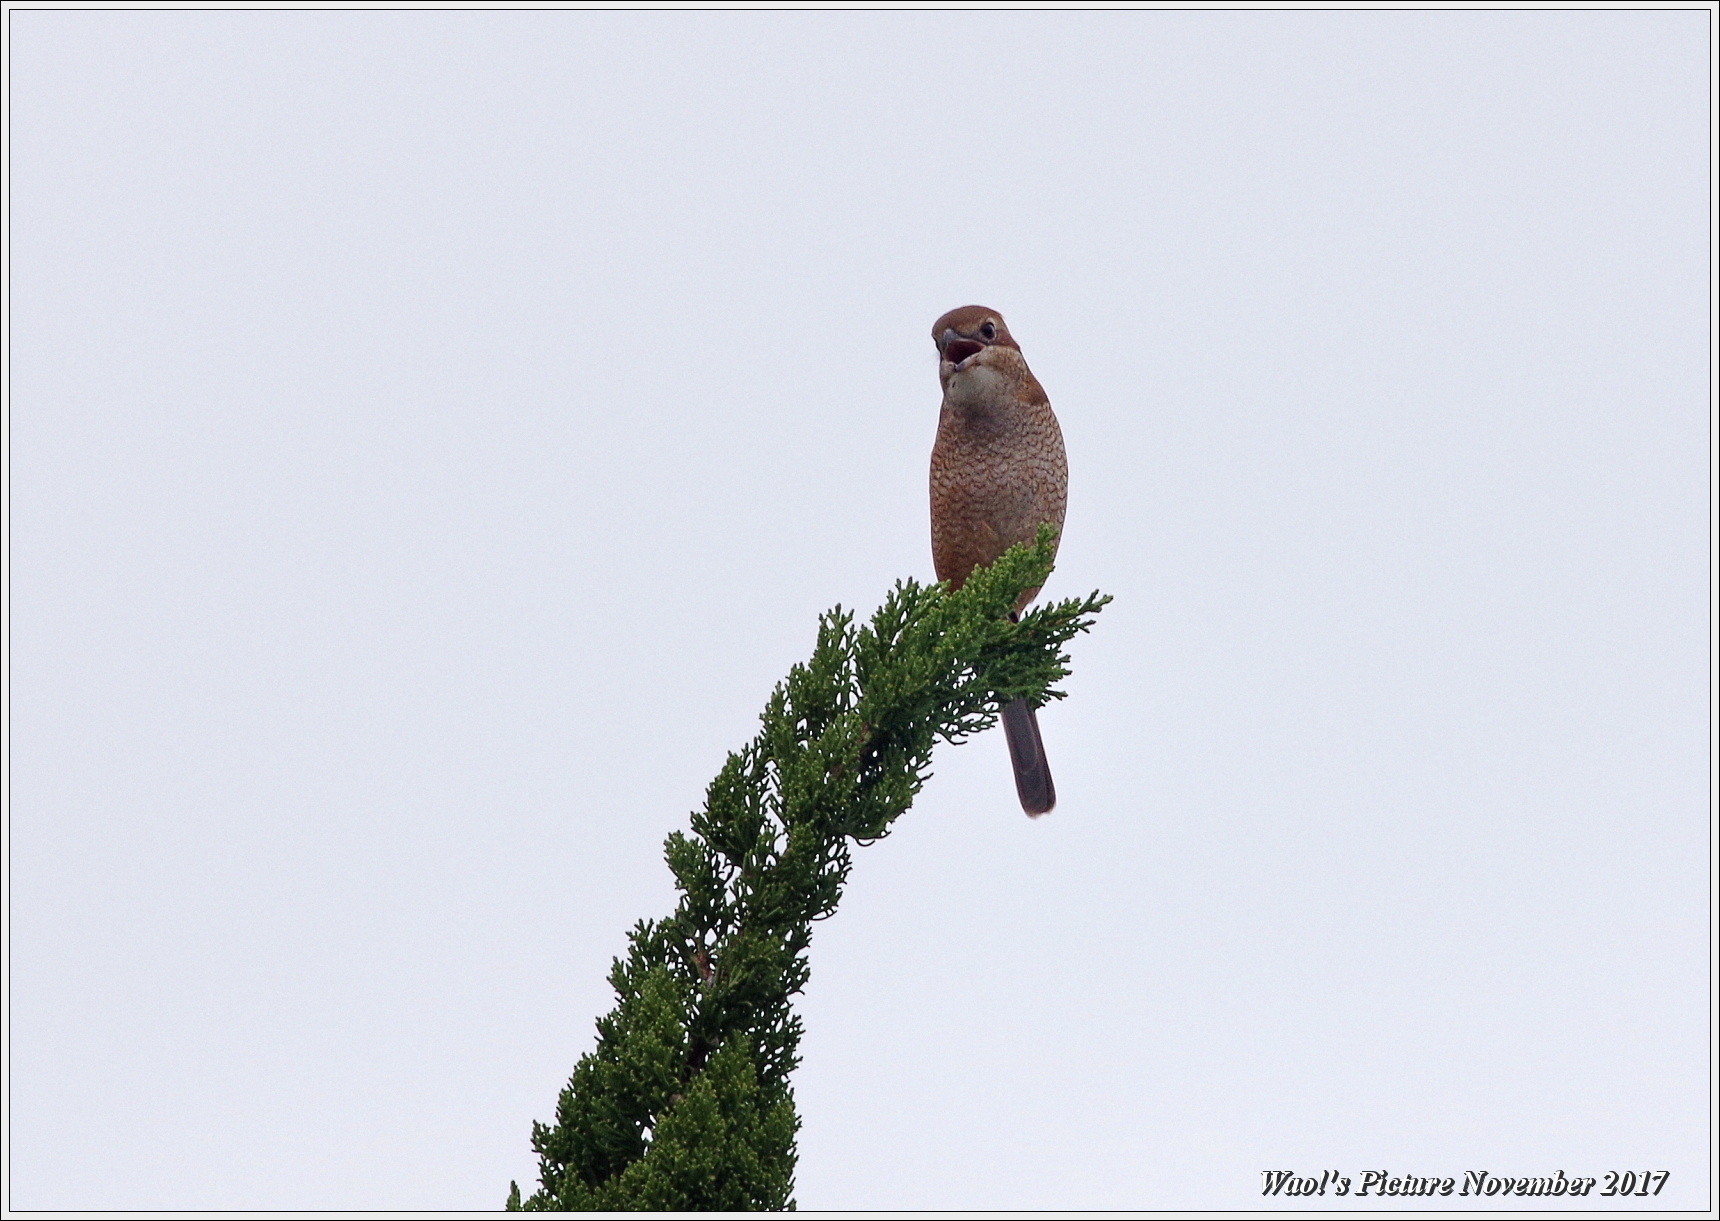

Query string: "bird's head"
[933, 305, 1024, 384]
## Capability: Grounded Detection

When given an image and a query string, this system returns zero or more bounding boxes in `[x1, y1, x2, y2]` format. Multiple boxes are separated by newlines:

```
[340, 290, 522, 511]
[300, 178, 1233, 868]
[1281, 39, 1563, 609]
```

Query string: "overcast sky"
[9, 8, 1711, 1212]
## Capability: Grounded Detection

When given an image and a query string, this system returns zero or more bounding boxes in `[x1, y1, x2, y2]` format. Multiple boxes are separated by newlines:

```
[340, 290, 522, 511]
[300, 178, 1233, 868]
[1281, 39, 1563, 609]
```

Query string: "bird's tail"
[1002, 698, 1056, 817]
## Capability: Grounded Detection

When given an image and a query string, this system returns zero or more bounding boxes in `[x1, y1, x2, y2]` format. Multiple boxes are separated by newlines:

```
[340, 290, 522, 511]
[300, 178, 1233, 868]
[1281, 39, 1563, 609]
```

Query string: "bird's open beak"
[940, 328, 986, 367]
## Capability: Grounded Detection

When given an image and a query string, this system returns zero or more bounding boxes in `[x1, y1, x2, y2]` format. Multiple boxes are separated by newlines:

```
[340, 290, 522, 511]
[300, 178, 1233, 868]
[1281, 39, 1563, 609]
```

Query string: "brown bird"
[929, 306, 1069, 816]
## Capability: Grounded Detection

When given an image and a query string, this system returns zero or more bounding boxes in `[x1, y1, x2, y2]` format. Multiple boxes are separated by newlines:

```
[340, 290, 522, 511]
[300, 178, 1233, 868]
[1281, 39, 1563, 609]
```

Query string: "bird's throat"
[942, 361, 1014, 414]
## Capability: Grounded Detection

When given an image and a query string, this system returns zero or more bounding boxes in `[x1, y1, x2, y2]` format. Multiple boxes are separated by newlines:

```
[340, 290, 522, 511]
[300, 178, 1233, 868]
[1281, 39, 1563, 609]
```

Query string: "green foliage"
[512, 528, 1108, 1211]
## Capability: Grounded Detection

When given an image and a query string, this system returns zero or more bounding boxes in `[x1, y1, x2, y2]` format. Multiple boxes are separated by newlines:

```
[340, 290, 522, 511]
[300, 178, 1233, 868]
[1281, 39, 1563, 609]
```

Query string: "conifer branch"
[511, 527, 1109, 1211]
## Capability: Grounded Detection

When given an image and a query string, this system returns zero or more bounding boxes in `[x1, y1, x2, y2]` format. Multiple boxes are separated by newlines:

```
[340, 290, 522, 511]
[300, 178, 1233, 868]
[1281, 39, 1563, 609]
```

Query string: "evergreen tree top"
[513, 528, 1109, 1211]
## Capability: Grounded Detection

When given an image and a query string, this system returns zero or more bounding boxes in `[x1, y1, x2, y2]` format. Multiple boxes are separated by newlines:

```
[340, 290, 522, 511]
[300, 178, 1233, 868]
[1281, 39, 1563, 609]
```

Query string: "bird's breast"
[930, 400, 1068, 590]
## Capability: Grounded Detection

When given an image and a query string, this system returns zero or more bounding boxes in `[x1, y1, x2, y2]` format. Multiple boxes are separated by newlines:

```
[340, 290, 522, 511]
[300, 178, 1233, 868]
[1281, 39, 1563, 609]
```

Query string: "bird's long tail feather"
[1002, 698, 1055, 817]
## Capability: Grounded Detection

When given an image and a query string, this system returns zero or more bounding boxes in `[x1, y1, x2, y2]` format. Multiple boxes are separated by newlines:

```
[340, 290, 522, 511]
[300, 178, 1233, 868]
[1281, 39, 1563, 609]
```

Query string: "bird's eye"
[980, 321, 996, 340]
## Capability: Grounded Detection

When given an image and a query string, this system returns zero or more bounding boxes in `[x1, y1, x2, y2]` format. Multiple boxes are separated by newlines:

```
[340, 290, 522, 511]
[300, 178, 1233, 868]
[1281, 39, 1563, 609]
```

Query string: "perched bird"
[929, 306, 1069, 816]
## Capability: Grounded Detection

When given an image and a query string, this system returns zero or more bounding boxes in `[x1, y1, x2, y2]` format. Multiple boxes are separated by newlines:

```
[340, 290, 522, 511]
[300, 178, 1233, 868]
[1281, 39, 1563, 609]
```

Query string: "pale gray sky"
[9, 9, 1711, 1211]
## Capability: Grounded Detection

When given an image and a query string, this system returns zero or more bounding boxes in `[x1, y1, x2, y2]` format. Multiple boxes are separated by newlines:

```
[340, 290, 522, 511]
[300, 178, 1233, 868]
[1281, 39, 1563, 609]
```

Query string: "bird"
[929, 305, 1069, 816]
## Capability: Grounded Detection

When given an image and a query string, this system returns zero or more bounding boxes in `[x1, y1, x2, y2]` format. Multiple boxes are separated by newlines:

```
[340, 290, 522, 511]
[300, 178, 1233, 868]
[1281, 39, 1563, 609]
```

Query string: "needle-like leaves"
[512, 529, 1109, 1211]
